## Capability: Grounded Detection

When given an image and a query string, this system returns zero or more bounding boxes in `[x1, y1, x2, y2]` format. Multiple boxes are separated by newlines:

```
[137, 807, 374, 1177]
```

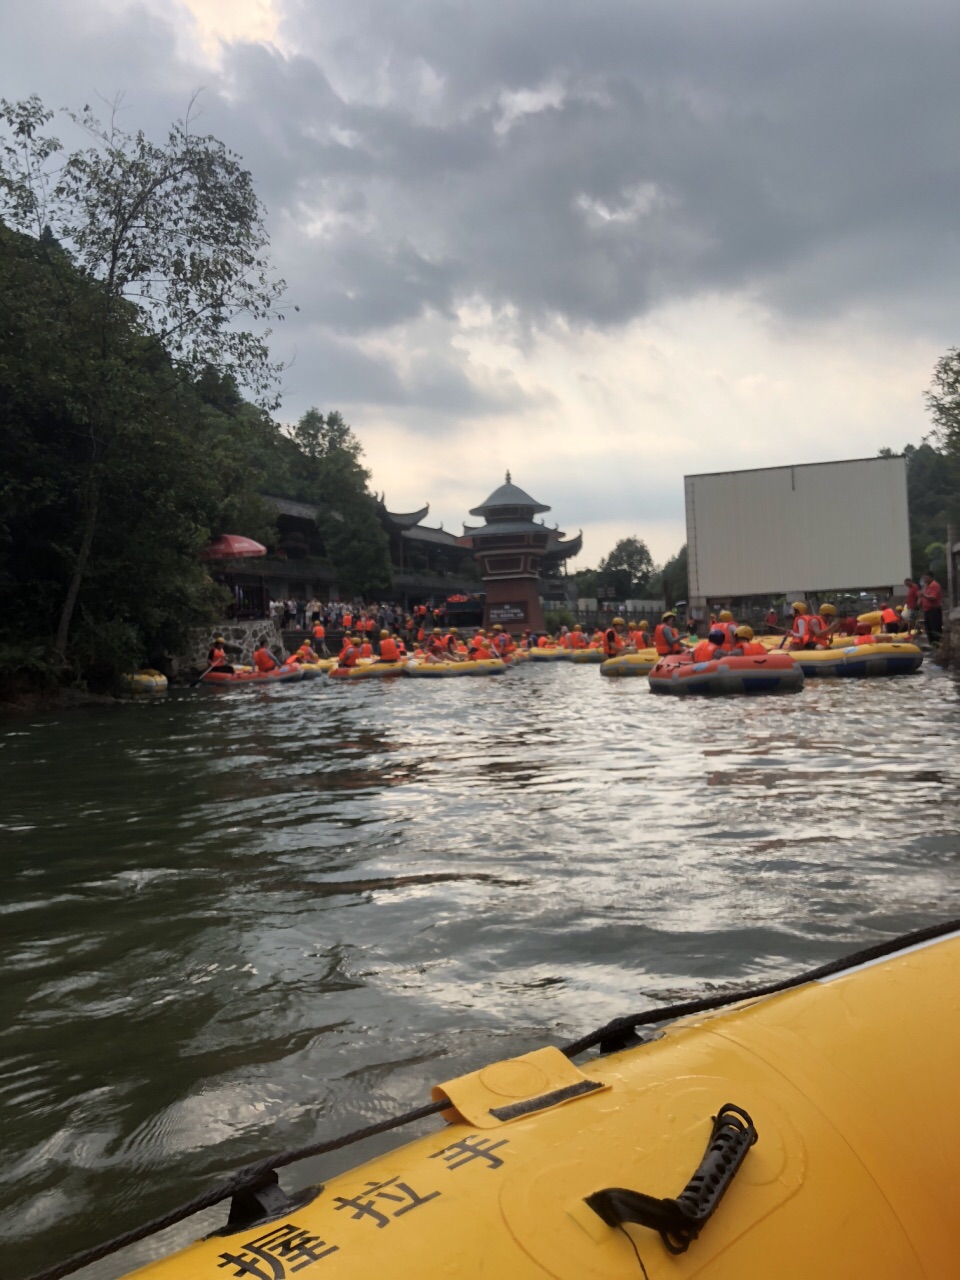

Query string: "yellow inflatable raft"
[403, 658, 507, 678]
[105, 922, 960, 1280]
[599, 647, 659, 676]
[120, 669, 168, 695]
[788, 642, 922, 678]
[567, 647, 604, 664]
[296, 660, 337, 680]
[528, 647, 570, 661]
[329, 660, 406, 680]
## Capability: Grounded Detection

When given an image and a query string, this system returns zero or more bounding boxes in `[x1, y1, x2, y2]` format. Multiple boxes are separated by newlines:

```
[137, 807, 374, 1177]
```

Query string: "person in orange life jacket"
[206, 636, 234, 673]
[310, 620, 328, 655]
[469, 633, 494, 660]
[727, 625, 766, 657]
[603, 617, 626, 657]
[358, 636, 374, 658]
[634, 620, 653, 649]
[557, 626, 572, 648]
[693, 628, 727, 662]
[338, 636, 362, 668]
[879, 602, 902, 633]
[378, 629, 402, 662]
[714, 610, 738, 648]
[569, 624, 587, 650]
[426, 629, 448, 662]
[293, 641, 319, 664]
[654, 610, 684, 656]
[788, 602, 817, 648]
[806, 602, 838, 647]
[253, 638, 282, 672]
[491, 624, 515, 656]
[341, 610, 353, 632]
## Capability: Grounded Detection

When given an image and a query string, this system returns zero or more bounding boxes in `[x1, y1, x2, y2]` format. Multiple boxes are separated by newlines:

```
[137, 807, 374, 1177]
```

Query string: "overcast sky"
[3, 0, 958, 563]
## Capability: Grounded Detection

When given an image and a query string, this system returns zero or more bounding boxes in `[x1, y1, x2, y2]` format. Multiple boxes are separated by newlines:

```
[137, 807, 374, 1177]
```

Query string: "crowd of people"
[205, 573, 944, 676]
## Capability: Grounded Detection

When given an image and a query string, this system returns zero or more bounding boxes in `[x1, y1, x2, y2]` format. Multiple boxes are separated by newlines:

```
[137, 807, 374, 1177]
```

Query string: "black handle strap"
[585, 1103, 757, 1255]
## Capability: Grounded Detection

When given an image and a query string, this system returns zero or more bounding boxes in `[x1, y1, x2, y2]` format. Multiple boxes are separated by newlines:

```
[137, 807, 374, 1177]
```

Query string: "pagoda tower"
[466, 474, 581, 635]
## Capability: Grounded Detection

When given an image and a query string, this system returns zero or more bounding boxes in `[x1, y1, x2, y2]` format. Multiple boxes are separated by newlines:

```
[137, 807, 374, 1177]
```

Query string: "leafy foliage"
[597, 536, 655, 597]
[0, 95, 286, 662]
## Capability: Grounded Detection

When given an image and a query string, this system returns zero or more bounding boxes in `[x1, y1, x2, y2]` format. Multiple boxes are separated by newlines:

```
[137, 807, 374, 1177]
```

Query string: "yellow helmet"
[718, 610, 733, 622]
[475, 628, 486, 636]
[450, 627, 459, 634]
[612, 616, 625, 626]
[351, 634, 361, 643]
[735, 625, 754, 640]
[637, 620, 648, 630]
[791, 601, 807, 613]
[492, 624, 503, 631]
[627, 620, 636, 629]
[820, 603, 836, 616]
[662, 610, 676, 620]
[573, 624, 582, 631]
[380, 629, 390, 637]
[432, 628, 442, 635]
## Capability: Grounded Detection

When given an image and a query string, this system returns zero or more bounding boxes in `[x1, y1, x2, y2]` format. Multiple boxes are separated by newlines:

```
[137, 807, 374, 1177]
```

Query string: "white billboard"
[685, 456, 911, 600]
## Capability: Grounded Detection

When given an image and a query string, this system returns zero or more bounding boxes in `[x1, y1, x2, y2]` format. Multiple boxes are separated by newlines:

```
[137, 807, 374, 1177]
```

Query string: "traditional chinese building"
[463, 474, 582, 634]
[373, 498, 479, 602]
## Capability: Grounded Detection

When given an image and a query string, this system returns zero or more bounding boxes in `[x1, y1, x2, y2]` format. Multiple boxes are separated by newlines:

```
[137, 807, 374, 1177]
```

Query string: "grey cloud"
[3, 0, 959, 424]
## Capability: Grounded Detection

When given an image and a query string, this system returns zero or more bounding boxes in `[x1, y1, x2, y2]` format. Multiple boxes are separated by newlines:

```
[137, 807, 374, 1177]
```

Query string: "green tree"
[658, 544, 688, 607]
[597, 536, 654, 598]
[0, 95, 286, 660]
[925, 348, 960, 454]
[285, 408, 391, 596]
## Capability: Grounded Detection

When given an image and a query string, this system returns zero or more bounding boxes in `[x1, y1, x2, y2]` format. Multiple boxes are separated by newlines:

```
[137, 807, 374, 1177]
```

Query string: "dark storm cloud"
[3, 0, 959, 419]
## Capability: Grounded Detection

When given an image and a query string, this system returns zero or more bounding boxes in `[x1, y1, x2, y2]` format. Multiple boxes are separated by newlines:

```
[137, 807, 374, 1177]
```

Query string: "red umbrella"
[199, 534, 267, 561]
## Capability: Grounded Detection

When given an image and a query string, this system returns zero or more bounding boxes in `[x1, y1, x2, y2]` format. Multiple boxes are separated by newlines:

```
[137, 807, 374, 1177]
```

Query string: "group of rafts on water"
[181, 601, 924, 698]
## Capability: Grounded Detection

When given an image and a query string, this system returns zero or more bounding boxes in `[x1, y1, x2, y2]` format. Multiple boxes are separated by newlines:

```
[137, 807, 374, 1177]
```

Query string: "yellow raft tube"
[120, 669, 168, 695]
[600, 647, 659, 676]
[758, 636, 923, 677]
[403, 658, 507, 678]
[113, 923, 960, 1280]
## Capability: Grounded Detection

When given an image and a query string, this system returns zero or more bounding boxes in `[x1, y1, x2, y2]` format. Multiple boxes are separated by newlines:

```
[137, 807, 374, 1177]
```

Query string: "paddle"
[191, 663, 217, 687]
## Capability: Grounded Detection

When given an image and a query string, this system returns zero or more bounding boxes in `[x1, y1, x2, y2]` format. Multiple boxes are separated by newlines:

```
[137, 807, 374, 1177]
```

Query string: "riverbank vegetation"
[0, 96, 385, 698]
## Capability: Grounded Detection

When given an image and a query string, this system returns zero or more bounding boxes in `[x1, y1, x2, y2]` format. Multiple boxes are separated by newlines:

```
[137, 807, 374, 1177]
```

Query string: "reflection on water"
[2, 664, 960, 1277]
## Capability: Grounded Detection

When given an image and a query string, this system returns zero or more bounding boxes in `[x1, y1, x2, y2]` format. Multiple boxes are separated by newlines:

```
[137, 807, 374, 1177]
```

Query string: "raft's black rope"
[20, 915, 960, 1280]
[20, 1101, 447, 1280]
[559, 914, 960, 1057]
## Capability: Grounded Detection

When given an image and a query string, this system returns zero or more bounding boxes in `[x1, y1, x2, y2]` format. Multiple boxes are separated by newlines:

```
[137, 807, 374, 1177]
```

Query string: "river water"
[3, 661, 959, 1279]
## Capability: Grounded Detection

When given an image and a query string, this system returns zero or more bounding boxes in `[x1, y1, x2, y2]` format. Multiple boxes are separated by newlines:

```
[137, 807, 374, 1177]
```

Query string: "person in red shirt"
[902, 578, 920, 628]
[919, 574, 943, 643]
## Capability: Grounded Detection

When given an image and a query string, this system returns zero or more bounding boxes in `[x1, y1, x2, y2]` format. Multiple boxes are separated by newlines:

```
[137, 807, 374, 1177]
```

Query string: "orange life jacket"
[296, 645, 316, 663]
[379, 637, 401, 662]
[470, 645, 493, 660]
[342, 613, 353, 629]
[360, 642, 373, 657]
[603, 628, 623, 658]
[881, 607, 899, 626]
[253, 647, 277, 672]
[208, 646, 227, 667]
[570, 631, 587, 649]
[735, 641, 766, 656]
[693, 639, 721, 662]
[339, 644, 359, 668]
[654, 623, 683, 656]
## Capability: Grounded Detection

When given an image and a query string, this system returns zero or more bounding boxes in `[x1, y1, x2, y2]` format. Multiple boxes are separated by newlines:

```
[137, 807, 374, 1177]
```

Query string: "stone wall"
[183, 618, 285, 674]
